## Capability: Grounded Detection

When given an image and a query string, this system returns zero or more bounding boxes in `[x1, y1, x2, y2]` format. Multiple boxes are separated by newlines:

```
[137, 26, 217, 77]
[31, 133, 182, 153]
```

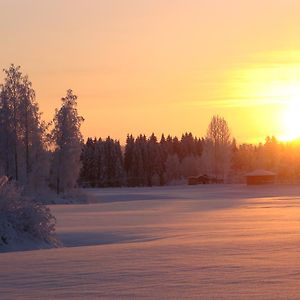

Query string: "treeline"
[231, 136, 300, 183]
[79, 133, 205, 187]
[79, 134, 300, 187]
[79, 137, 124, 187]
[80, 115, 234, 187]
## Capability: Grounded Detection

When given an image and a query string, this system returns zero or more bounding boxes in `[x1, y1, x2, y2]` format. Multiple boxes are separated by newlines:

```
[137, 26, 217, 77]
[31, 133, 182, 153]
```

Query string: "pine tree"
[102, 137, 120, 186]
[80, 138, 96, 187]
[113, 140, 125, 186]
[147, 133, 163, 186]
[95, 138, 105, 187]
[135, 135, 147, 186]
[124, 134, 136, 186]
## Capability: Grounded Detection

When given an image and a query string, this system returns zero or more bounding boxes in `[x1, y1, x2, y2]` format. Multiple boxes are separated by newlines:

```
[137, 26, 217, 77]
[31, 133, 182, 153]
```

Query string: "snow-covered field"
[2, 184, 300, 299]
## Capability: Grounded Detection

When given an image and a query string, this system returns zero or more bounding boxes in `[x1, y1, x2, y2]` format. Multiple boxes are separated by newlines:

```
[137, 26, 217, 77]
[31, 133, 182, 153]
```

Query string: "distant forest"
[79, 133, 300, 187]
[1, 64, 300, 195]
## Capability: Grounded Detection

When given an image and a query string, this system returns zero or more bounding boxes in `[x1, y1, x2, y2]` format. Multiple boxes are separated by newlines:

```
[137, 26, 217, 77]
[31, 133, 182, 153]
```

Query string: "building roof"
[245, 169, 276, 177]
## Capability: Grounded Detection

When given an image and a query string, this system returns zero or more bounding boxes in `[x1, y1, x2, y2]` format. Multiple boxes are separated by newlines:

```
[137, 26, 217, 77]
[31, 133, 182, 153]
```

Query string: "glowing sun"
[224, 52, 300, 142]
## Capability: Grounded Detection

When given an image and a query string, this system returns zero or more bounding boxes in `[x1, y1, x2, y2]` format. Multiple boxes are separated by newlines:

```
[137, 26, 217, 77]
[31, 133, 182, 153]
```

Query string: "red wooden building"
[245, 170, 276, 185]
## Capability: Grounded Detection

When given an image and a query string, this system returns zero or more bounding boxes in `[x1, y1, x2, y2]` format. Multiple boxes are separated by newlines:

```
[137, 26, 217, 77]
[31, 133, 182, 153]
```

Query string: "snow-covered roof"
[246, 169, 276, 177]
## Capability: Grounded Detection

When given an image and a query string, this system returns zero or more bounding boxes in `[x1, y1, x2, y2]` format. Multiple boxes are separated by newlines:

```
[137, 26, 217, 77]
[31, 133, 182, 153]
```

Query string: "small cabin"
[188, 174, 223, 185]
[188, 175, 210, 185]
[245, 170, 276, 185]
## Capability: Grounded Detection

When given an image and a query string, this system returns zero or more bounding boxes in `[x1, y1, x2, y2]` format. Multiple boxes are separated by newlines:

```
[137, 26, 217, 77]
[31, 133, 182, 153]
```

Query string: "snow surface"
[2, 184, 300, 299]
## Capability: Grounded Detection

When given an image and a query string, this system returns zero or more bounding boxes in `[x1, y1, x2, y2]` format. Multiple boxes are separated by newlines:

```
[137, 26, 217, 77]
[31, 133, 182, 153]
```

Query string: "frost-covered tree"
[0, 89, 14, 177]
[165, 154, 181, 183]
[49, 90, 84, 195]
[0, 64, 46, 189]
[199, 138, 214, 175]
[180, 155, 201, 178]
[206, 115, 232, 180]
[0, 181, 58, 250]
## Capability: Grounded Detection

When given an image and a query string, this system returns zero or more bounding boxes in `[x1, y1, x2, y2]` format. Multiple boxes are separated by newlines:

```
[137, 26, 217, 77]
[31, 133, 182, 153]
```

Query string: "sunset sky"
[1, 0, 300, 143]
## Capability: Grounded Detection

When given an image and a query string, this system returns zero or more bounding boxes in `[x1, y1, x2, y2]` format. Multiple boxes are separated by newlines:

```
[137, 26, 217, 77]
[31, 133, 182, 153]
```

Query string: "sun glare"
[280, 85, 300, 141]
[224, 53, 300, 142]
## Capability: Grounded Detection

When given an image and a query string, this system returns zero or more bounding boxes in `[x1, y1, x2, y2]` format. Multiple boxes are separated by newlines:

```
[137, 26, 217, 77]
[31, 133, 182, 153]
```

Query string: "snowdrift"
[0, 183, 59, 252]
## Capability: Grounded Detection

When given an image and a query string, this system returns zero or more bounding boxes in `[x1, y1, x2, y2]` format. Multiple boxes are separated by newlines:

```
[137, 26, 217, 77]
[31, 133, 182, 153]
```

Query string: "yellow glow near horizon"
[222, 52, 300, 143]
[2, 2, 300, 143]
[280, 85, 300, 141]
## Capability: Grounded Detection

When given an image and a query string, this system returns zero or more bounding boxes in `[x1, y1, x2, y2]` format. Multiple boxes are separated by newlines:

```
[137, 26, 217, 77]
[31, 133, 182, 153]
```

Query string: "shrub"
[0, 182, 58, 250]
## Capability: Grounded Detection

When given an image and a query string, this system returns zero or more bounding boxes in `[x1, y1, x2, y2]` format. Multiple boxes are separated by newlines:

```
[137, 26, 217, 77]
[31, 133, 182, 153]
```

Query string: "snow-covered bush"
[0, 182, 58, 250]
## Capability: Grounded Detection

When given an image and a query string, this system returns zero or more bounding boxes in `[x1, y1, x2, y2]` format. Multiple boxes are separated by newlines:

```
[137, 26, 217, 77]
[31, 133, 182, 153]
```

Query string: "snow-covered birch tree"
[49, 89, 84, 195]
[206, 115, 232, 180]
[0, 64, 46, 188]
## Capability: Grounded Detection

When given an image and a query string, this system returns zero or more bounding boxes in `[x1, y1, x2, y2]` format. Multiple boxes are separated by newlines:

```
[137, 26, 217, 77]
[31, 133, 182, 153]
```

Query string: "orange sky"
[1, 0, 300, 143]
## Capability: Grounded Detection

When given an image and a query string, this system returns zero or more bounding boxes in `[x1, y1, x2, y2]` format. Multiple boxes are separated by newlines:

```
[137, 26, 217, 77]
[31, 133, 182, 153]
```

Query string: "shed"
[245, 170, 276, 185]
[188, 174, 211, 185]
